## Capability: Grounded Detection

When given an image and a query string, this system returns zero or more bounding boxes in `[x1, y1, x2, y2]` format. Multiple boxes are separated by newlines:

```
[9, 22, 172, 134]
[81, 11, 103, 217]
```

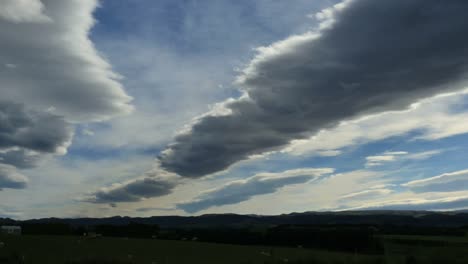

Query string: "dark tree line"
[9, 221, 468, 254]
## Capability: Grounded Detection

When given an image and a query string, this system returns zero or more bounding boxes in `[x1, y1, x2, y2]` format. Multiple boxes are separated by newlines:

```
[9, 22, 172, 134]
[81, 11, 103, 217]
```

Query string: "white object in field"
[0, 226, 21, 235]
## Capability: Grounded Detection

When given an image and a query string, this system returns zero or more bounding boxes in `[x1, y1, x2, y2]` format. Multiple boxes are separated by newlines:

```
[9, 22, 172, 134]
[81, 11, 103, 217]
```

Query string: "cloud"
[365, 153, 403, 167]
[177, 168, 334, 213]
[285, 93, 468, 156]
[340, 188, 393, 201]
[136, 207, 176, 213]
[159, 0, 468, 178]
[0, 0, 132, 122]
[0, 0, 135, 193]
[0, 101, 73, 184]
[403, 169, 468, 193]
[0, 0, 51, 23]
[365, 150, 442, 167]
[352, 195, 468, 211]
[0, 164, 28, 190]
[0, 205, 23, 219]
[84, 169, 181, 203]
[0, 101, 73, 155]
[0, 148, 41, 169]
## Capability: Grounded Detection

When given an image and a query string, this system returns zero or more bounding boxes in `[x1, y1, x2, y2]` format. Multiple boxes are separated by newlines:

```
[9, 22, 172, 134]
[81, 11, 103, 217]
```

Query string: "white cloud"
[0, 0, 133, 122]
[350, 194, 468, 211]
[0, 0, 51, 23]
[0, 0, 135, 194]
[340, 188, 393, 201]
[365, 149, 442, 167]
[403, 169, 468, 193]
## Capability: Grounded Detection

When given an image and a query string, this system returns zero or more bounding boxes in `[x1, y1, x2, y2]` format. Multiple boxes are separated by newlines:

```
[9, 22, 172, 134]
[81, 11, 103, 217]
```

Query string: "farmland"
[1, 234, 468, 264]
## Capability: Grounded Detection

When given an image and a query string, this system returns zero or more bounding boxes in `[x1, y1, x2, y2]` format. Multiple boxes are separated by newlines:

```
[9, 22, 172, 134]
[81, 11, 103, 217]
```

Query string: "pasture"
[0, 234, 467, 263]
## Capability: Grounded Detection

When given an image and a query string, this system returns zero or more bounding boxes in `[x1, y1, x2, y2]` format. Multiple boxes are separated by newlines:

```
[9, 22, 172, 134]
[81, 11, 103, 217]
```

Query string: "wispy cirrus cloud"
[339, 187, 394, 201]
[351, 195, 468, 211]
[365, 150, 443, 167]
[403, 169, 468, 193]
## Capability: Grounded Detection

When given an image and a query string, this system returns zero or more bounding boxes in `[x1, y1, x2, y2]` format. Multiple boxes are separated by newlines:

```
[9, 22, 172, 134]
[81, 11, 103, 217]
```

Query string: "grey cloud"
[0, 101, 73, 189]
[0, 101, 73, 156]
[0, 206, 23, 219]
[0, 0, 134, 192]
[177, 168, 333, 213]
[0, 0, 132, 122]
[403, 169, 468, 193]
[160, 0, 468, 178]
[0, 149, 41, 169]
[85, 170, 181, 203]
[136, 207, 176, 213]
[0, 164, 28, 190]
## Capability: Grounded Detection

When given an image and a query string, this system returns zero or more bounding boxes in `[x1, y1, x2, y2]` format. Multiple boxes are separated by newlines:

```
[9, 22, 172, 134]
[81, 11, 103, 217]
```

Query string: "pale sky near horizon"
[2, 0, 468, 219]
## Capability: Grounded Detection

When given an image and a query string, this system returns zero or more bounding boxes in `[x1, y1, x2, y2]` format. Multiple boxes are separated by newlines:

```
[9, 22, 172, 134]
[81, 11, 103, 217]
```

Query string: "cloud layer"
[177, 168, 334, 213]
[159, 0, 468, 178]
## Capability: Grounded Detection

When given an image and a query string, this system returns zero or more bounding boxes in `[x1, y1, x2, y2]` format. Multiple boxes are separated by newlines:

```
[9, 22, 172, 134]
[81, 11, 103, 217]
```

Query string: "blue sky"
[1, 0, 468, 219]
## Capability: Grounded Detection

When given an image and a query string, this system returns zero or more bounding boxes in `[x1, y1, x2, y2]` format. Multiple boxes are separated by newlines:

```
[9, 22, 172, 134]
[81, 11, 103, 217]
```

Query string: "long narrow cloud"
[365, 150, 442, 167]
[403, 170, 468, 193]
[352, 196, 468, 211]
[159, 0, 468, 178]
[339, 188, 393, 201]
[84, 169, 181, 204]
[177, 168, 334, 213]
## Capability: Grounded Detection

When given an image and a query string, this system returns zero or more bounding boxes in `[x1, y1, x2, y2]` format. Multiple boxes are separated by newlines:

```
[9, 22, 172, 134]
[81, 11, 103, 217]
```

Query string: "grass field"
[1, 234, 467, 263]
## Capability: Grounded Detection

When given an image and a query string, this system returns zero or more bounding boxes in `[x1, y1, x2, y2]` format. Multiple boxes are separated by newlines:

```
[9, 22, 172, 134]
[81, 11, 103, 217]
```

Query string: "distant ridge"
[2, 210, 468, 228]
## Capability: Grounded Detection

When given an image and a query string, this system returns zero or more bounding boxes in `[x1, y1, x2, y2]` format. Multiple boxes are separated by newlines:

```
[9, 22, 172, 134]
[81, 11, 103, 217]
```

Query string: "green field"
[1, 234, 467, 264]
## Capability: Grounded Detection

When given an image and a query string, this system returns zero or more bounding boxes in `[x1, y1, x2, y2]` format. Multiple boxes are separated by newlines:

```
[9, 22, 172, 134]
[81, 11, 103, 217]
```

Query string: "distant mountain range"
[2, 211, 468, 229]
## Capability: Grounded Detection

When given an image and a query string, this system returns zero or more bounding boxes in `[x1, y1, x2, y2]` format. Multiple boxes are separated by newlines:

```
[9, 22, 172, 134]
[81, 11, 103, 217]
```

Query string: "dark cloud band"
[85, 170, 181, 204]
[159, 0, 468, 178]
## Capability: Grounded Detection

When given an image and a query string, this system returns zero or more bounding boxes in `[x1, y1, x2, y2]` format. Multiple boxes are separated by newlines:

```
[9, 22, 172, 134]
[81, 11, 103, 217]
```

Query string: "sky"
[1, 0, 468, 219]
